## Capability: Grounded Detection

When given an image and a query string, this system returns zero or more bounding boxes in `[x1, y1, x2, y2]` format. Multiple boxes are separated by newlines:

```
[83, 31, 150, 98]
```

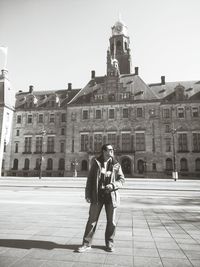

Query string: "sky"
[0, 0, 200, 93]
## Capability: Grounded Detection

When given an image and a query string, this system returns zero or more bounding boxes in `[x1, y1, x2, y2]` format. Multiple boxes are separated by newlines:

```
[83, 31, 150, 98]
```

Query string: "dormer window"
[175, 85, 185, 101]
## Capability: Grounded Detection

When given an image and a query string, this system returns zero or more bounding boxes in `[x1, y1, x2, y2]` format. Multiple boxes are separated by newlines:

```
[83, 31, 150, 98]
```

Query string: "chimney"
[68, 83, 72, 90]
[134, 67, 139, 75]
[29, 85, 34, 93]
[161, 76, 165, 85]
[91, 70, 95, 79]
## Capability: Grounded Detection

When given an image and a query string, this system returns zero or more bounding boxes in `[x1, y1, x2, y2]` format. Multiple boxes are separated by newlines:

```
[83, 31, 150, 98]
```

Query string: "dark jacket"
[85, 156, 125, 207]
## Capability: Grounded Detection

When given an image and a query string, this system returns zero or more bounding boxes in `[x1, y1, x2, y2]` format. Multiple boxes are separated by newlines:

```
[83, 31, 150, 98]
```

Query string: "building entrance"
[121, 157, 131, 175]
[137, 159, 145, 174]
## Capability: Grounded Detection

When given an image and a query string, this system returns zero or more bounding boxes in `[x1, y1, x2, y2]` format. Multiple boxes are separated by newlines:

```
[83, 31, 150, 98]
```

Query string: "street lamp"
[171, 127, 178, 181]
[39, 129, 46, 179]
[72, 158, 78, 177]
[71, 112, 76, 153]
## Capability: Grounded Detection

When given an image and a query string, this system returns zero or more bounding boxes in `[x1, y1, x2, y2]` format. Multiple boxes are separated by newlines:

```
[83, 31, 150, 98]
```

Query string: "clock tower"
[108, 19, 132, 75]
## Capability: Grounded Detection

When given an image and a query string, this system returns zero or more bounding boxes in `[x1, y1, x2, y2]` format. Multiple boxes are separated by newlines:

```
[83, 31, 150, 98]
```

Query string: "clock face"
[116, 25, 122, 32]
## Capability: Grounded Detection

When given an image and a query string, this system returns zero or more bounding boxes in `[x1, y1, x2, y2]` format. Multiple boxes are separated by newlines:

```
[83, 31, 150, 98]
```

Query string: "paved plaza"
[0, 177, 200, 267]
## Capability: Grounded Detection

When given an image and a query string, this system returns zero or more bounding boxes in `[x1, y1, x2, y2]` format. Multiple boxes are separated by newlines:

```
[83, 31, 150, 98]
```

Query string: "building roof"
[149, 80, 200, 101]
[15, 88, 81, 109]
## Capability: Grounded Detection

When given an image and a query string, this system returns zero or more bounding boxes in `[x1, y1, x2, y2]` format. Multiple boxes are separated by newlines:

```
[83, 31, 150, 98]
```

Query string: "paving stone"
[40, 260, 74, 267]
[0, 256, 21, 267]
[10, 258, 45, 267]
[162, 258, 193, 267]
[134, 256, 163, 267]
[133, 248, 159, 257]
[105, 254, 133, 266]
[78, 253, 107, 264]
[133, 241, 156, 249]
[158, 249, 187, 259]
[156, 242, 180, 250]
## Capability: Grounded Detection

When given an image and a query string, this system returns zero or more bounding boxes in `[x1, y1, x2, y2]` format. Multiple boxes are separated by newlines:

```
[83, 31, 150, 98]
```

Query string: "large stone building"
[1, 18, 200, 178]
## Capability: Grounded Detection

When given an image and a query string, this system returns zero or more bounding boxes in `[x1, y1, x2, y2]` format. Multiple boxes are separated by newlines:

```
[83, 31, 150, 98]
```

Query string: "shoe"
[77, 244, 91, 253]
[105, 245, 114, 252]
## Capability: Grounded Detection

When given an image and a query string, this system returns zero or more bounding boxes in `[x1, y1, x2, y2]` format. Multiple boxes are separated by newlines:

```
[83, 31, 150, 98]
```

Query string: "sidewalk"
[0, 178, 200, 266]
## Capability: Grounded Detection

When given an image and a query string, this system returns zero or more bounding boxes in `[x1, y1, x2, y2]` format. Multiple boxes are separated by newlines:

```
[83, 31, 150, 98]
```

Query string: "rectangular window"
[15, 143, 19, 153]
[4, 141, 6, 152]
[81, 134, 89, 151]
[38, 114, 44, 123]
[192, 107, 199, 117]
[193, 133, 200, 152]
[17, 115, 21, 124]
[24, 137, 32, 153]
[152, 163, 157, 171]
[61, 128, 65, 135]
[82, 110, 89, 120]
[49, 114, 55, 123]
[122, 108, 129, 118]
[16, 130, 20, 136]
[177, 108, 184, 118]
[109, 109, 115, 119]
[47, 136, 55, 153]
[95, 109, 102, 119]
[163, 108, 170, 118]
[27, 115, 32, 124]
[36, 137, 42, 153]
[107, 133, 116, 149]
[136, 132, 145, 151]
[61, 113, 66, 122]
[121, 133, 131, 151]
[178, 133, 188, 151]
[94, 134, 102, 152]
[165, 138, 171, 152]
[136, 108, 143, 117]
[165, 125, 170, 133]
[120, 93, 130, 100]
[60, 142, 65, 153]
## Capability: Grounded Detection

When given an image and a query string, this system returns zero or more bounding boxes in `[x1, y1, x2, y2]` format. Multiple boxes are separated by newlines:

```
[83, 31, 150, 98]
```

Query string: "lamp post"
[39, 129, 46, 179]
[71, 112, 76, 153]
[72, 158, 78, 177]
[171, 127, 178, 181]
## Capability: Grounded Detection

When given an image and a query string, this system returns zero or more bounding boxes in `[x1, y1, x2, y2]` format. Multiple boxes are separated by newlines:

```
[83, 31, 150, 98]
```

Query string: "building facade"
[1, 19, 200, 178]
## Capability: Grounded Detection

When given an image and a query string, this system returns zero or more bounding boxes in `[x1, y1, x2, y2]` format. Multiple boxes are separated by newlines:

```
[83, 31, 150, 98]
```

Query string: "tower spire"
[0, 46, 8, 70]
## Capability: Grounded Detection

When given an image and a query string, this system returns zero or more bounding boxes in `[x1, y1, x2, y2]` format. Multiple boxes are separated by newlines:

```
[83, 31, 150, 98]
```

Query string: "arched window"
[47, 158, 53, 170]
[180, 158, 188, 171]
[81, 160, 88, 171]
[35, 158, 41, 170]
[122, 157, 131, 174]
[166, 158, 173, 171]
[13, 159, 18, 170]
[58, 158, 65, 170]
[195, 158, 200, 171]
[24, 158, 30, 170]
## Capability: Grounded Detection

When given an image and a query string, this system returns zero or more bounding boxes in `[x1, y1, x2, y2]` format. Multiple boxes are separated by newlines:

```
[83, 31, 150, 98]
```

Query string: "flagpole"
[0, 46, 8, 70]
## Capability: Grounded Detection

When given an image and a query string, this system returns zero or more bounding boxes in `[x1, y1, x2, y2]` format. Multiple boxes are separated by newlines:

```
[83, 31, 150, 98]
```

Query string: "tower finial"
[0, 46, 8, 70]
[118, 12, 122, 22]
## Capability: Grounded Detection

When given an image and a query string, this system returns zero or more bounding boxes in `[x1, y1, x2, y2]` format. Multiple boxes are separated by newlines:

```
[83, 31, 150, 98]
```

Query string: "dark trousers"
[82, 201, 116, 246]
